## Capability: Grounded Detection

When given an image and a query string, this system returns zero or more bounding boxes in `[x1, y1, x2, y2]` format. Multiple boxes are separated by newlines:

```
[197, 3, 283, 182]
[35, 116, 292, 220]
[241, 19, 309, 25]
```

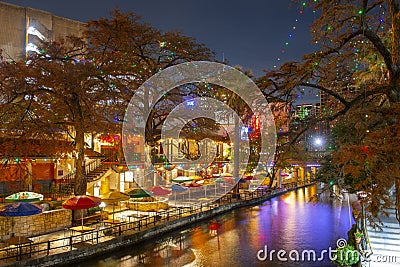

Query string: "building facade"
[0, 1, 86, 61]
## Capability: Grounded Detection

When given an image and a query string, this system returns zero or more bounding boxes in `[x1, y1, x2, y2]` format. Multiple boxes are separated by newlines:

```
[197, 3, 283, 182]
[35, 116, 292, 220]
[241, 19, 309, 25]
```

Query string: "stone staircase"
[55, 161, 115, 196]
[86, 164, 112, 182]
[366, 203, 400, 266]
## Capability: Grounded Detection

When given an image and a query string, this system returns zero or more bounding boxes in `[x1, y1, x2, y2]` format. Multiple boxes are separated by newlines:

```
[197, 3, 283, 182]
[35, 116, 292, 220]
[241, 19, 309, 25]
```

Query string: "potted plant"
[332, 244, 359, 267]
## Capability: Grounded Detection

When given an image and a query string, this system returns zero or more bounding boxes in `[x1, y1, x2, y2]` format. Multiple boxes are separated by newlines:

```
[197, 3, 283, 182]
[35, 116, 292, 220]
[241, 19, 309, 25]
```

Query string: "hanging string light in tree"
[272, 1, 318, 70]
[362, 145, 370, 155]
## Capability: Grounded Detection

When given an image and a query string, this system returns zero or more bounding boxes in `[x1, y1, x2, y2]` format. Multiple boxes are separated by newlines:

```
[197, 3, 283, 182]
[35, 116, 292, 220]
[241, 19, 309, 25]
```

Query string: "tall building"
[0, 2, 90, 195]
[0, 1, 86, 61]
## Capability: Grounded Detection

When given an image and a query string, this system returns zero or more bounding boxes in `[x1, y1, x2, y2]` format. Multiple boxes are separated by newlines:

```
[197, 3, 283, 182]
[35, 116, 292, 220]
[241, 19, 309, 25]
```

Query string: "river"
[80, 185, 355, 267]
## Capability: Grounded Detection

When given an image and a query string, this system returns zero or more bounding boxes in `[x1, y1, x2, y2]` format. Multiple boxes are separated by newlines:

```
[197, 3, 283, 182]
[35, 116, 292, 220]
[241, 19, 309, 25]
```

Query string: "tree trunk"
[72, 97, 87, 196]
[74, 125, 86, 195]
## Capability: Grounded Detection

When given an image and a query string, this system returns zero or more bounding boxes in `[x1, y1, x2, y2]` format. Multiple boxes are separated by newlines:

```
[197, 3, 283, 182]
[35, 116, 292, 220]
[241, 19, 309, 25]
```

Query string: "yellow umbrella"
[189, 175, 203, 181]
[100, 191, 130, 221]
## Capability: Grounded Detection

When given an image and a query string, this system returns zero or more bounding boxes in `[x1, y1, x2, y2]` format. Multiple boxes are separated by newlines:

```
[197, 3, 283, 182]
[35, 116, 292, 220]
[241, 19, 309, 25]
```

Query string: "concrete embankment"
[7, 185, 313, 267]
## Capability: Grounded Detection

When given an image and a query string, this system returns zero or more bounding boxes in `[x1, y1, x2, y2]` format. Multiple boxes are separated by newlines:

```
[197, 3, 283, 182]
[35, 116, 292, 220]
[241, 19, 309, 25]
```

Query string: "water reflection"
[82, 185, 354, 267]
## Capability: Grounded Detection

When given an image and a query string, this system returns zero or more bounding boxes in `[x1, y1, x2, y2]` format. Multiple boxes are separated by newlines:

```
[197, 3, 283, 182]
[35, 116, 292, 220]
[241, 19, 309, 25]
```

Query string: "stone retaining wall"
[0, 209, 71, 240]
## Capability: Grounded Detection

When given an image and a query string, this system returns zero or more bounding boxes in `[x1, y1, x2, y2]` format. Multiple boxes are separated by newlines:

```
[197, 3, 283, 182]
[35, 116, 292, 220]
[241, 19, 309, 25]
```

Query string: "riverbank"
[1, 183, 315, 267]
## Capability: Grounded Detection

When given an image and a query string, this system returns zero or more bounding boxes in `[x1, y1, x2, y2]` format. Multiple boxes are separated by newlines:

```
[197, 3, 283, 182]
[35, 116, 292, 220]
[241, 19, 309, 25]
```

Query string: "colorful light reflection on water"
[81, 185, 355, 267]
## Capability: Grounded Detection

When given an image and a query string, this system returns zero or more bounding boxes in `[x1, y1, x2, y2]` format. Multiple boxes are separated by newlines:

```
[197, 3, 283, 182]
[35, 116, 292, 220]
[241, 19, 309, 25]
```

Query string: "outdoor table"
[5, 237, 33, 246]
[126, 214, 137, 223]
[103, 219, 120, 224]
[137, 214, 148, 218]
[69, 226, 95, 242]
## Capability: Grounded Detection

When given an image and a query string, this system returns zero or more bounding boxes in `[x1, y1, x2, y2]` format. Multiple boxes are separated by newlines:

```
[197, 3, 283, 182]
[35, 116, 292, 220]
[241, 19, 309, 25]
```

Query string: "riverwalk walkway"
[0, 182, 314, 267]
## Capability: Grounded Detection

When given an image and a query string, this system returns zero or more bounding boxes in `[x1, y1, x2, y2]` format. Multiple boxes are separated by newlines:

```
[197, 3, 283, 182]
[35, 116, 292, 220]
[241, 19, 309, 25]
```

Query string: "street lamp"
[314, 137, 323, 147]
[99, 202, 106, 225]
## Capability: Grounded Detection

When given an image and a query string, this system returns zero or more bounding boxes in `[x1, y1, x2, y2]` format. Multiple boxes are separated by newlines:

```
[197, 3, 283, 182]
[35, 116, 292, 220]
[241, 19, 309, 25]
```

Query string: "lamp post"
[99, 201, 106, 226]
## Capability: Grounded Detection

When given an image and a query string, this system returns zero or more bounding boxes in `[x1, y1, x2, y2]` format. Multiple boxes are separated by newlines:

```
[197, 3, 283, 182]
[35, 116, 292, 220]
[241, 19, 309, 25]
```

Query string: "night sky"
[1, 0, 319, 102]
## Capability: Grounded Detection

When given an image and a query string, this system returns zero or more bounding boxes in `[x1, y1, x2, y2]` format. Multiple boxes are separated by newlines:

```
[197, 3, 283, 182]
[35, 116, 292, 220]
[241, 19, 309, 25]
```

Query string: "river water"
[81, 185, 355, 267]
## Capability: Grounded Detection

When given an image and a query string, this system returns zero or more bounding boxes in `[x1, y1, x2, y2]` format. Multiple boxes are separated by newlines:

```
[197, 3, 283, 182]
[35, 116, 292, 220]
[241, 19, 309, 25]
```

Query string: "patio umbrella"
[185, 182, 201, 201]
[216, 178, 229, 194]
[126, 189, 154, 216]
[100, 191, 130, 222]
[5, 191, 44, 203]
[0, 202, 42, 216]
[147, 186, 171, 213]
[62, 195, 102, 227]
[219, 173, 233, 177]
[0, 202, 42, 243]
[171, 184, 188, 192]
[126, 188, 154, 198]
[224, 176, 236, 184]
[186, 182, 201, 188]
[171, 184, 188, 205]
[188, 175, 203, 181]
[172, 176, 194, 183]
[205, 179, 218, 196]
[148, 186, 171, 197]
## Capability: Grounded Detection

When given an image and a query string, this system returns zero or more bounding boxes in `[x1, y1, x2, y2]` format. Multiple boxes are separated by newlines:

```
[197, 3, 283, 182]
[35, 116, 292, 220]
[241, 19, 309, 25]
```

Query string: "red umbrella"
[148, 186, 171, 196]
[186, 182, 201, 188]
[62, 195, 102, 227]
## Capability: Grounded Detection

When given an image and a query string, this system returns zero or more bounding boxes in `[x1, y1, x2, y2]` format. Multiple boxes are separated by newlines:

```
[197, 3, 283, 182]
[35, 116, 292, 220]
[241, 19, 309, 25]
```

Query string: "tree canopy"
[259, 0, 400, 222]
[0, 10, 215, 195]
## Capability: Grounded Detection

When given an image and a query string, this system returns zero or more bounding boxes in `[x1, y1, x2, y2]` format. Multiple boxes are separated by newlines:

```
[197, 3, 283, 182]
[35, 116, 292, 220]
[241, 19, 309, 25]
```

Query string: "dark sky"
[2, 0, 319, 102]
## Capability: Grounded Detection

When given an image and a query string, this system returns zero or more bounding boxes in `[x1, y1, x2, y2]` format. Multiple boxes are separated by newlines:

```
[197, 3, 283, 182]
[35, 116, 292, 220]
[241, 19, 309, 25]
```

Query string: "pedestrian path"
[0, 185, 304, 266]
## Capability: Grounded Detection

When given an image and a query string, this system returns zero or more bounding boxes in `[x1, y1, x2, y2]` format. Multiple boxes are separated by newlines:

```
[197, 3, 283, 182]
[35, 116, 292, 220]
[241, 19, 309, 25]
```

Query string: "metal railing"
[356, 202, 373, 267]
[54, 157, 114, 197]
[0, 183, 307, 263]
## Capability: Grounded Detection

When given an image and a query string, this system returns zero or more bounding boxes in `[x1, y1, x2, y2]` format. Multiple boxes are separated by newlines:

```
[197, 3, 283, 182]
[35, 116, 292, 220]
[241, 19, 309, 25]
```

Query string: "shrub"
[332, 244, 359, 267]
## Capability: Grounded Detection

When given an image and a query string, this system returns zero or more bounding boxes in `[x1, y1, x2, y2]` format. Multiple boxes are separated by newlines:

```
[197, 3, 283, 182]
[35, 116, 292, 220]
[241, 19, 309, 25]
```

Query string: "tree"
[0, 36, 118, 195]
[85, 10, 215, 146]
[259, 0, 400, 221]
[0, 10, 215, 195]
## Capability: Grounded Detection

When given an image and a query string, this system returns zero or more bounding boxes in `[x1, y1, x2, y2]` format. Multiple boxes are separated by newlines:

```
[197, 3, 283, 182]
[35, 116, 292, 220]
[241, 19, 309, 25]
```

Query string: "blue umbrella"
[0, 202, 42, 241]
[171, 184, 188, 193]
[0, 202, 42, 216]
[171, 184, 188, 205]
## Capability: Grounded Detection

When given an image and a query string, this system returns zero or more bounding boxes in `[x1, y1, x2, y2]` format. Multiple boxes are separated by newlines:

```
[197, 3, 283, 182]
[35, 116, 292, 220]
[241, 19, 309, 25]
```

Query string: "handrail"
[56, 156, 114, 185]
[357, 202, 373, 266]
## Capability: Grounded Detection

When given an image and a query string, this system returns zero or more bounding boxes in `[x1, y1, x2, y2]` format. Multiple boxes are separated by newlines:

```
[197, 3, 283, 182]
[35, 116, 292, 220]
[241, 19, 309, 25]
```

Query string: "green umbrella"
[125, 188, 154, 198]
[172, 176, 194, 183]
[125, 188, 154, 216]
[5, 191, 44, 203]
